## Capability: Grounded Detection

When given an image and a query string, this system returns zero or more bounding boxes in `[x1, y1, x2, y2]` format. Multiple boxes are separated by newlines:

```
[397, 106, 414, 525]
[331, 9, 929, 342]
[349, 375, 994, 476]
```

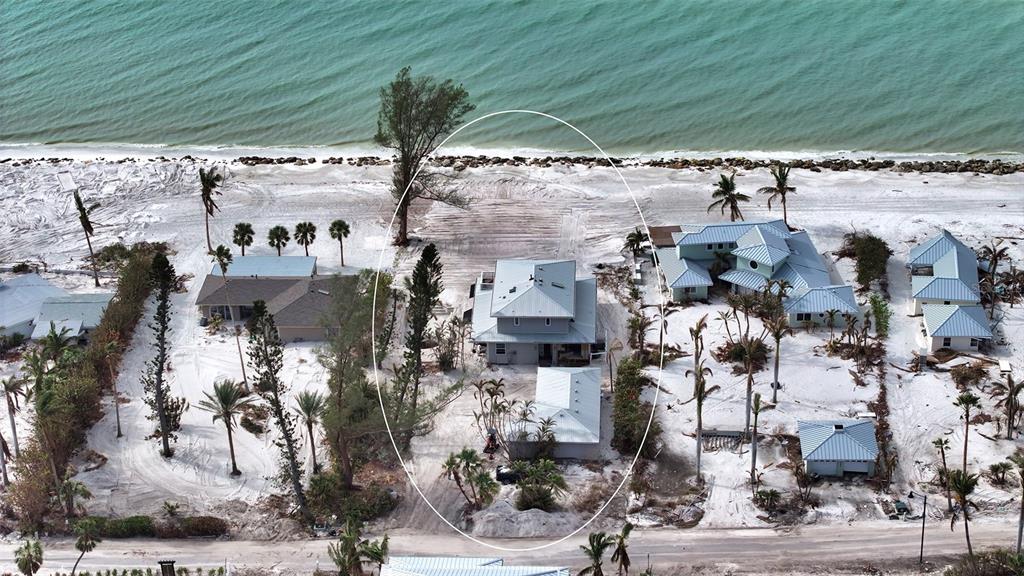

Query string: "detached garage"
[798, 420, 878, 477]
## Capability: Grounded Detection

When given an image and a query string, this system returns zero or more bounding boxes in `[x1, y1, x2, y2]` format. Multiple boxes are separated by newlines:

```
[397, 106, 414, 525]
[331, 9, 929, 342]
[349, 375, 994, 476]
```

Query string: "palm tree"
[689, 313, 709, 392]
[932, 437, 953, 513]
[977, 239, 1009, 281]
[361, 533, 389, 575]
[716, 310, 736, 344]
[99, 336, 124, 438]
[442, 452, 473, 507]
[706, 173, 749, 222]
[268, 225, 290, 256]
[15, 538, 43, 575]
[623, 227, 647, 258]
[294, 390, 326, 472]
[22, 348, 48, 390]
[578, 531, 615, 576]
[213, 245, 248, 386]
[1009, 452, 1024, 555]
[41, 322, 74, 362]
[953, 391, 981, 471]
[329, 219, 351, 267]
[196, 380, 256, 476]
[32, 377, 68, 501]
[294, 221, 317, 257]
[824, 309, 839, 343]
[199, 167, 224, 253]
[687, 359, 717, 484]
[765, 315, 793, 403]
[71, 517, 101, 575]
[750, 392, 770, 492]
[990, 374, 1022, 440]
[757, 164, 796, 227]
[73, 190, 101, 287]
[0, 427, 10, 488]
[628, 313, 655, 359]
[652, 307, 677, 366]
[2, 376, 26, 457]
[59, 479, 92, 517]
[232, 222, 254, 256]
[329, 518, 380, 576]
[948, 468, 980, 570]
[610, 522, 633, 576]
[741, 336, 763, 437]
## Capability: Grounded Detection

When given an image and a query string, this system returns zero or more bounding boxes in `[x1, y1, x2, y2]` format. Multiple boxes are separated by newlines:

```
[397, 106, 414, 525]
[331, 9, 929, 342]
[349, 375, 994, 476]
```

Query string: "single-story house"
[783, 285, 860, 327]
[30, 292, 115, 343]
[922, 304, 992, 352]
[798, 419, 878, 477]
[524, 366, 602, 460]
[471, 260, 598, 365]
[0, 273, 68, 338]
[212, 255, 317, 278]
[195, 275, 334, 342]
[907, 230, 981, 315]
[383, 556, 567, 576]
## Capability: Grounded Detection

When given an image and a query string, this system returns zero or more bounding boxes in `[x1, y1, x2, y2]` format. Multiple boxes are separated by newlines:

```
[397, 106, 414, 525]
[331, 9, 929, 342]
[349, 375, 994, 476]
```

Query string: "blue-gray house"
[799, 419, 878, 477]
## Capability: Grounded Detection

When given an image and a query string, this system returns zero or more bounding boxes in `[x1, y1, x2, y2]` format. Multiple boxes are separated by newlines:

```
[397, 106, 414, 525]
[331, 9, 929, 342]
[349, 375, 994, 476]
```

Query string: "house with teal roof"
[798, 419, 878, 477]
[657, 220, 859, 326]
[922, 304, 992, 352]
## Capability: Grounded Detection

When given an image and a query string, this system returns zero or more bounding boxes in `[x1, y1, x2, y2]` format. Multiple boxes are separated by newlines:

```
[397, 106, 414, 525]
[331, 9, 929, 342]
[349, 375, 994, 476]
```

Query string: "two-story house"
[470, 259, 598, 365]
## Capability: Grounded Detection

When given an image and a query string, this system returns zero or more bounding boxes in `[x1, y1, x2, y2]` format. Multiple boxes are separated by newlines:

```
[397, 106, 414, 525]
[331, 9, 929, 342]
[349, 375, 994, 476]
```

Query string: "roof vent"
[509, 286, 516, 294]
[552, 282, 565, 289]
[833, 423, 845, 432]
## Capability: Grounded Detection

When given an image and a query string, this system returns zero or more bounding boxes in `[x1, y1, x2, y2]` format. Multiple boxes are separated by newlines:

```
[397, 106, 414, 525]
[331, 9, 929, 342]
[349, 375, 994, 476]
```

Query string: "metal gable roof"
[210, 256, 316, 278]
[799, 420, 878, 462]
[731, 242, 790, 267]
[0, 273, 68, 334]
[908, 230, 972, 267]
[532, 367, 601, 444]
[922, 304, 992, 338]
[31, 292, 114, 337]
[490, 260, 576, 318]
[674, 220, 787, 246]
[385, 557, 567, 576]
[911, 276, 980, 302]
[719, 269, 768, 291]
[472, 278, 597, 344]
[784, 285, 859, 315]
[655, 249, 713, 288]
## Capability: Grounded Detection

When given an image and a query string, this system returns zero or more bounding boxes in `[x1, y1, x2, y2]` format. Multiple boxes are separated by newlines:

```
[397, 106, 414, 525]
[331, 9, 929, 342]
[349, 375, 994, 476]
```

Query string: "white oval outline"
[370, 110, 667, 552]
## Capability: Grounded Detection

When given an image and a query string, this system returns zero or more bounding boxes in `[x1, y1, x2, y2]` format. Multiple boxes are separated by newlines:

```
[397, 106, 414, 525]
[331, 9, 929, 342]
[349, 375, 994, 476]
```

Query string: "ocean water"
[2, 1, 1022, 155]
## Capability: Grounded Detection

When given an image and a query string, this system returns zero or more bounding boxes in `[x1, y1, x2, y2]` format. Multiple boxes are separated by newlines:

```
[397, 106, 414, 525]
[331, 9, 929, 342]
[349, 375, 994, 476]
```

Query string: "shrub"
[868, 293, 892, 338]
[239, 403, 270, 435]
[0, 331, 25, 353]
[12, 261, 32, 273]
[307, 473, 398, 521]
[943, 548, 1024, 576]
[839, 232, 892, 290]
[512, 459, 567, 512]
[181, 516, 230, 537]
[612, 358, 661, 457]
[93, 515, 157, 538]
[8, 443, 55, 531]
[950, 362, 988, 389]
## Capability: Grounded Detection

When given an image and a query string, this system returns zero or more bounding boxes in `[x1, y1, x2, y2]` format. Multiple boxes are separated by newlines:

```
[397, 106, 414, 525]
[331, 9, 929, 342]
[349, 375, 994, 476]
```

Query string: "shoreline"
[2, 143, 1023, 174]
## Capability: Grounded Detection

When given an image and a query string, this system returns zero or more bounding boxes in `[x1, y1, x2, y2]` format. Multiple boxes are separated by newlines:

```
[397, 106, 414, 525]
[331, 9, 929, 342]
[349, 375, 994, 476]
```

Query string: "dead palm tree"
[610, 522, 633, 576]
[578, 531, 615, 576]
[196, 380, 256, 476]
[716, 310, 736, 344]
[268, 225, 290, 256]
[232, 222, 254, 256]
[329, 219, 351, 267]
[199, 167, 224, 254]
[741, 336, 763, 437]
[73, 190, 102, 287]
[750, 392, 771, 492]
[990, 374, 1023, 440]
[689, 313, 709, 391]
[1, 376, 26, 457]
[652, 307, 677, 367]
[948, 468, 980, 571]
[0, 427, 10, 488]
[294, 390, 326, 472]
[757, 164, 796, 227]
[953, 391, 981, 471]
[213, 245, 248, 387]
[824, 309, 839, 343]
[688, 361, 718, 485]
[706, 173, 749, 222]
[933, 437, 953, 513]
[294, 221, 317, 257]
[765, 315, 793, 403]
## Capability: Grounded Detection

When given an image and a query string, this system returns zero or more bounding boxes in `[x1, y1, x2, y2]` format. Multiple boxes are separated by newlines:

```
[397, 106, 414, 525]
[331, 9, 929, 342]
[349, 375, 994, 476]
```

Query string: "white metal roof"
[30, 292, 114, 338]
[0, 274, 68, 336]
[489, 260, 576, 318]
[384, 556, 567, 576]
[531, 367, 602, 445]
[784, 285, 860, 315]
[209, 255, 316, 278]
[922, 304, 992, 339]
[799, 420, 878, 462]
[472, 278, 597, 344]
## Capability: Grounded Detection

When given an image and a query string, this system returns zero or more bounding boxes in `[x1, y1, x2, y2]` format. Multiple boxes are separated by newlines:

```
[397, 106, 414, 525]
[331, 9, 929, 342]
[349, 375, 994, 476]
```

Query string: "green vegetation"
[838, 231, 893, 291]
[196, 380, 256, 476]
[512, 458, 567, 512]
[294, 221, 317, 256]
[706, 172, 749, 222]
[329, 219, 351, 266]
[232, 222, 254, 255]
[443, 448, 499, 511]
[198, 167, 223, 253]
[73, 189, 101, 287]
[141, 253, 182, 457]
[757, 164, 796, 227]
[267, 225, 290, 255]
[611, 358, 661, 457]
[867, 293, 892, 338]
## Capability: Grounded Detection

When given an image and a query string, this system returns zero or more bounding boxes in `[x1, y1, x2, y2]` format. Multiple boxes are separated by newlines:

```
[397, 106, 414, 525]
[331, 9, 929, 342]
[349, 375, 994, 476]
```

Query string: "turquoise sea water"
[2, 1, 1022, 154]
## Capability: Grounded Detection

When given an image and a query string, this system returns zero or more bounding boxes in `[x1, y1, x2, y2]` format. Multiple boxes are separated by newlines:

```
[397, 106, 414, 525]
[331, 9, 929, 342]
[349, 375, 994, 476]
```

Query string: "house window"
[495, 343, 506, 355]
[717, 243, 724, 249]
[942, 337, 952, 348]
[969, 338, 979, 347]
[796, 313, 812, 322]
[684, 286, 697, 294]
[513, 317, 520, 326]
[545, 318, 551, 326]
[706, 243, 713, 250]
[749, 260, 759, 270]
[943, 301, 950, 305]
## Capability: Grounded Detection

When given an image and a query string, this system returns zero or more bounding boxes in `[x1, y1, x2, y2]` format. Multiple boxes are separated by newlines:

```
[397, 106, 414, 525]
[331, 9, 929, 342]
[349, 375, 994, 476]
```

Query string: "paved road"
[0, 520, 1015, 573]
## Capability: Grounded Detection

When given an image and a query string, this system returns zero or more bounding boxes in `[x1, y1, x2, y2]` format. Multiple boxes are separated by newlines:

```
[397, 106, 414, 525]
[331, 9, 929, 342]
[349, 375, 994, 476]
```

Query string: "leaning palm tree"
[199, 167, 224, 253]
[361, 533, 389, 576]
[294, 221, 317, 257]
[213, 245, 249, 386]
[623, 227, 648, 258]
[977, 239, 1009, 281]
[71, 517, 101, 576]
[268, 225, 290, 256]
[948, 468, 980, 571]
[765, 315, 793, 403]
[73, 190, 101, 287]
[706, 173, 749, 222]
[953, 391, 981, 471]
[990, 374, 1023, 440]
[610, 522, 633, 576]
[578, 531, 615, 576]
[232, 222, 254, 256]
[756, 164, 796, 227]
[59, 479, 92, 518]
[933, 437, 953, 512]
[1009, 453, 1024, 555]
[2, 376, 26, 457]
[294, 390, 326, 472]
[196, 380, 257, 476]
[329, 219, 351, 267]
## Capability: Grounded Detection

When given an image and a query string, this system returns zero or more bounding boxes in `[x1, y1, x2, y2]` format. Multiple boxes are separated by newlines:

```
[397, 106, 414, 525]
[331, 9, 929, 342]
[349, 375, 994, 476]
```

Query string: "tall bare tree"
[375, 67, 475, 245]
[213, 245, 248, 387]
[73, 190, 101, 287]
[199, 167, 224, 254]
